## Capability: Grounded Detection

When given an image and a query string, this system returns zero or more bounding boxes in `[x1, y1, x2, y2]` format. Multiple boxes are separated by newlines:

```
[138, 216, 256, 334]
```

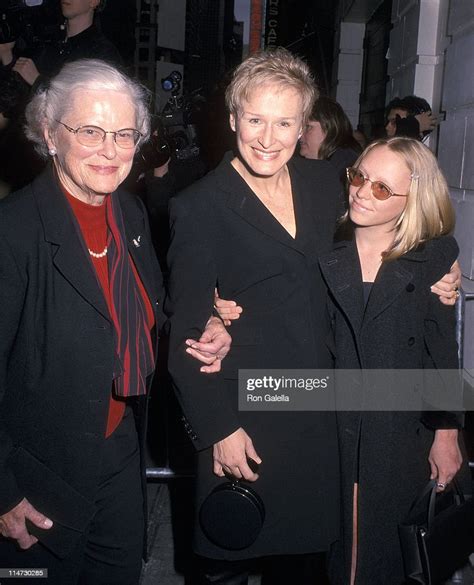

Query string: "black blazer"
[166, 154, 342, 559]
[0, 167, 164, 557]
[167, 153, 339, 448]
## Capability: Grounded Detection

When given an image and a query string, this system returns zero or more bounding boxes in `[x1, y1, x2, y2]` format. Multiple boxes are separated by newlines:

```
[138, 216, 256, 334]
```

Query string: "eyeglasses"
[56, 120, 142, 149]
[346, 167, 408, 201]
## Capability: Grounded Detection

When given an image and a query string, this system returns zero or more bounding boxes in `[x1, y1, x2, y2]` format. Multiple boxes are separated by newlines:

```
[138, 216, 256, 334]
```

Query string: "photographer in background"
[0, 0, 122, 192]
[0, 47, 44, 193]
[385, 95, 438, 141]
[133, 120, 206, 271]
[0, 0, 121, 88]
[133, 74, 208, 270]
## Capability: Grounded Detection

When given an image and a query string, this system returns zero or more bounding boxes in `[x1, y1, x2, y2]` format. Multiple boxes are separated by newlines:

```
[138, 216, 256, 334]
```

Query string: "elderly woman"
[166, 48, 341, 584]
[0, 59, 229, 585]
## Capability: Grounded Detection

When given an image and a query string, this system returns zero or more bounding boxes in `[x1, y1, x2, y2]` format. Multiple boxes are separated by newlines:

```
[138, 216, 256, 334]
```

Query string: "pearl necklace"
[88, 246, 108, 258]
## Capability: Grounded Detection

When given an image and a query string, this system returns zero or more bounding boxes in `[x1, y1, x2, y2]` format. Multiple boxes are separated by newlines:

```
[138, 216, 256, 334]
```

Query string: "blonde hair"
[225, 47, 318, 124]
[343, 137, 455, 261]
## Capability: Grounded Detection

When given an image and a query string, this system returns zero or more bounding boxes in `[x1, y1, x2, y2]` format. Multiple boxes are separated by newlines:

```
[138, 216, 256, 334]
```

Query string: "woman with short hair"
[167, 47, 341, 585]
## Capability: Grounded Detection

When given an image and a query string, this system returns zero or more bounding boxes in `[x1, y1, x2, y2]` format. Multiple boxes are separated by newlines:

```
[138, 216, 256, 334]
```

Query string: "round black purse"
[199, 480, 265, 550]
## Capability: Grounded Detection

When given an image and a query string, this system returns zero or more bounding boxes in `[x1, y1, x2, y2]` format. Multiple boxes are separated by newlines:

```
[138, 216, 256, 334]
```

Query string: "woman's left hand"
[428, 429, 462, 492]
[185, 316, 232, 373]
[214, 289, 243, 326]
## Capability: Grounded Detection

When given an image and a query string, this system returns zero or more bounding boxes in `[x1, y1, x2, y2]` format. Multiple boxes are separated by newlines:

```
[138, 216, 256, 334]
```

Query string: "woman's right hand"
[213, 427, 262, 481]
[214, 289, 243, 326]
[0, 498, 53, 550]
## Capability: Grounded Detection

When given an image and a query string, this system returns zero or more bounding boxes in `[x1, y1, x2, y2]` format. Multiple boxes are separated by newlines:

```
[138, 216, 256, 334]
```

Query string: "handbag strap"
[406, 479, 437, 517]
[427, 478, 465, 529]
[407, 479, 465, 529]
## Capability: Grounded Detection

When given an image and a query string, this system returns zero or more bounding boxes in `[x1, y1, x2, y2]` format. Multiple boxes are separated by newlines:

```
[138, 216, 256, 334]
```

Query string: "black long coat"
[0, 168, 164, 562]
[319, 237, 463, 584]
[166, 154, 341, 560]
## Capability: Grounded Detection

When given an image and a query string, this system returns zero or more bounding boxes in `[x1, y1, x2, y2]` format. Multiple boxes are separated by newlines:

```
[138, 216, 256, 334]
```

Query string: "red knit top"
[65, 191, 154, 437]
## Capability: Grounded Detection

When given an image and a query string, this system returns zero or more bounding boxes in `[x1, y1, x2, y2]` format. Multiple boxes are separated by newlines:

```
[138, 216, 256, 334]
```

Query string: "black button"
[408, 337, 415, 346]
[406, 283, 415, 292]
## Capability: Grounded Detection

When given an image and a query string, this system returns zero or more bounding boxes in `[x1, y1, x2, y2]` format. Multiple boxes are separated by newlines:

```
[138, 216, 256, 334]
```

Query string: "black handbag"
[199, 480, 265, 551]
[399, 479, 474, 584]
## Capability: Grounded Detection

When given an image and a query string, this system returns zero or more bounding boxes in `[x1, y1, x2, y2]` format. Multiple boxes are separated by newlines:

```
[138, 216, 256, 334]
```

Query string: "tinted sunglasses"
[346, 167, 409, 201]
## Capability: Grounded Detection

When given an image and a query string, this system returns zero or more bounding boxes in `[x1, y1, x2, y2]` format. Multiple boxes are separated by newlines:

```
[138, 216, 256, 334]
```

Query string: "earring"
[49, 148, 57, 156]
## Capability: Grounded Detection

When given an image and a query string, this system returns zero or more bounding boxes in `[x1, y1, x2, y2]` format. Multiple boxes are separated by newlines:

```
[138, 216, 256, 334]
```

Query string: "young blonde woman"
[319, 137, 466, 584]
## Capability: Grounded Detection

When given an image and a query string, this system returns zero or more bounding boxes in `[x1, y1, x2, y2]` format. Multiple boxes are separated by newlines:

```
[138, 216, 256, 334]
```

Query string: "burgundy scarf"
[106, 194, 154, 397]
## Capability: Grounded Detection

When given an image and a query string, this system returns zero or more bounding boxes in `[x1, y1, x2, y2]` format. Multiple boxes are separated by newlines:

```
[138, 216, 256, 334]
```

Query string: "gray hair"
[225, 47, 318, 124]
[25, 59, 151, 158]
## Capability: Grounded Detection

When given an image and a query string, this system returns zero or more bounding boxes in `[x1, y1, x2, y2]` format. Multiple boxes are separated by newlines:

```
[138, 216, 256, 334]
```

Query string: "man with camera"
[385, 95, 438, 141]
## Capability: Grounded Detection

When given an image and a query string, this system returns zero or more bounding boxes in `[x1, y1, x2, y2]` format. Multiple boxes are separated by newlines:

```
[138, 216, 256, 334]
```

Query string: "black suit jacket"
[166, 154, 341, 558]
[0, 167, 164, 557]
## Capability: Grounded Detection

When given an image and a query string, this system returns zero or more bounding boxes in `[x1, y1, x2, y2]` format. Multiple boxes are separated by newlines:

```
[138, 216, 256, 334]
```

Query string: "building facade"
[332, 0, 474, 377]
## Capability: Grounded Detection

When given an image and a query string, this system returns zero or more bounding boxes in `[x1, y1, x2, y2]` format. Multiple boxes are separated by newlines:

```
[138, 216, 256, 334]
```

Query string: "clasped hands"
[186, 315, 231, 373]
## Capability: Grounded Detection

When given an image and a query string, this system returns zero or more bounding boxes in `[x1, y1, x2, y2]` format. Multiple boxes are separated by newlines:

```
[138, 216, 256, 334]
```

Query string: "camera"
[136, 115, 172, 171]
[0, 0, 62, 47]
[161, 70, 182, 93]
[160, 70, 201, 162]
[137, 70, 203, 171]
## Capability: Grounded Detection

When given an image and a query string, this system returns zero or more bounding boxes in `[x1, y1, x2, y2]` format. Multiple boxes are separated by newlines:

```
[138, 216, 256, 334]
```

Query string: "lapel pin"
[132, 235, 142, 248]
